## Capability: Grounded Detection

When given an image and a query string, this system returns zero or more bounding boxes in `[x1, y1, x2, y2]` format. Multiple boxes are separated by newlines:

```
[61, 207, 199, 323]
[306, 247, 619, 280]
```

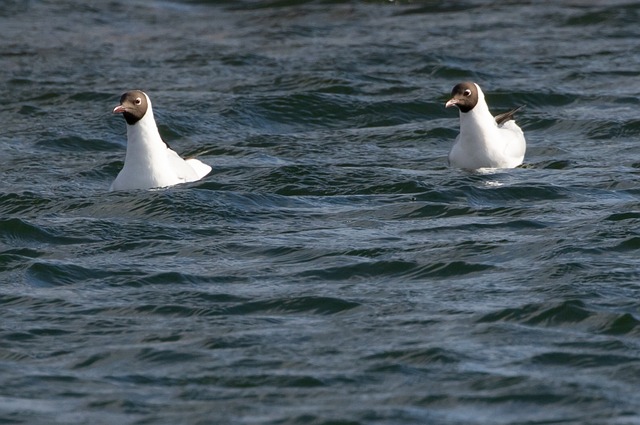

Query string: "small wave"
[0, 247, 43, 273]
[477, 299, 640, 336]
[531, 351, 637, 368]
[299, 259, 494, 282]
[365, 347, 463, 367]
[36, 135, 116, 153]
[0, 217, 91, 245]
[25, 261, 121, 287]
[223, 296, 361, 316]
[612, 236, 640, 252]
[0, 193, 53, 216]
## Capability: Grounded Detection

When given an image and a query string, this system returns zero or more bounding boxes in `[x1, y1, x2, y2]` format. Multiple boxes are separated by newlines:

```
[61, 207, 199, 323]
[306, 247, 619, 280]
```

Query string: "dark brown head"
[445, 82, 479, 113]
[113, 90, 148, 125]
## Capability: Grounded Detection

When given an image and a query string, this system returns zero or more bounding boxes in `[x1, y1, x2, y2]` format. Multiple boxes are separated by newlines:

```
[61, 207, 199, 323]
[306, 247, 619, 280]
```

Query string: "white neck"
[458, 85, 498, 144]
[123, 101, 167, 167]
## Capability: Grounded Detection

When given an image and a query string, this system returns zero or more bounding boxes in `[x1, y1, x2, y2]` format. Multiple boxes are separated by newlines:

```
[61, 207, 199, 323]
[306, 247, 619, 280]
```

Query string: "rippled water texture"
[2, 1, 640, 424]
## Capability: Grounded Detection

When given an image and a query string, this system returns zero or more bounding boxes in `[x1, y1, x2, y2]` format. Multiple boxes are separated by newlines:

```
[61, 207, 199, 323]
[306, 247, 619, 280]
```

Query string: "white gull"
[446, 82, 526, 170]
[111, 90, 211, 191]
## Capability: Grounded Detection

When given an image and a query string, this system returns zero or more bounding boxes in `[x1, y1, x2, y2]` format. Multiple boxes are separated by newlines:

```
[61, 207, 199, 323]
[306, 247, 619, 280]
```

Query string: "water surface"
[1, 1, 640, 424]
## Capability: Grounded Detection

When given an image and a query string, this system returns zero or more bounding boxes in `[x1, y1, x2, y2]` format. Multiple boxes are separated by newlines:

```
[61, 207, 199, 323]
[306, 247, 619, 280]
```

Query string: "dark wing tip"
[495, 105, 525, 126]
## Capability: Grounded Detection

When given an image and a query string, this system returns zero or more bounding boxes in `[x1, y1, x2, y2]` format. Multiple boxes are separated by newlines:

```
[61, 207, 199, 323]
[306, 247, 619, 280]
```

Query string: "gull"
[111, 90, 211, 191]
[445, 82, 526, 170]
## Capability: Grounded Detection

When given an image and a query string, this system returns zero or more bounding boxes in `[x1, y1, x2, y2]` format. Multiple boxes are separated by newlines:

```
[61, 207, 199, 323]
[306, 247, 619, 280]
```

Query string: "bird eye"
[463, 89, 472, 96]
[134, 97, 142, 105]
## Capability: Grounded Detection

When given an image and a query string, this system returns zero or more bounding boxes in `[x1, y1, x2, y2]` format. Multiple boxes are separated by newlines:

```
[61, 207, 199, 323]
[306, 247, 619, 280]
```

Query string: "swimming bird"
[110, 90, 212, 191]
[445, 82, 526, 170]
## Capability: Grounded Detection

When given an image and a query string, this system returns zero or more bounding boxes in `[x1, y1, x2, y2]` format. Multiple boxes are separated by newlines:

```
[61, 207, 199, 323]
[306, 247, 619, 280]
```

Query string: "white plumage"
[446, 82, 526, 170]
[110, 90, 211, 191]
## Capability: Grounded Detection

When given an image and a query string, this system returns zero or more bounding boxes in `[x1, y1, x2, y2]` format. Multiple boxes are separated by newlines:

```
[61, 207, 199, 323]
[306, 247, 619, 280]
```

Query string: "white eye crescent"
[135, 97, 142, 105]
[463, 89, 472, 96]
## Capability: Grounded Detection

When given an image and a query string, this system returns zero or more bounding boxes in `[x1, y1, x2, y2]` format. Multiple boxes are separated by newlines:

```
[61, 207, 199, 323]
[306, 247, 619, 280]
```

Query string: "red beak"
[445, 99, 458, 108]
[113, 105, 126, 114]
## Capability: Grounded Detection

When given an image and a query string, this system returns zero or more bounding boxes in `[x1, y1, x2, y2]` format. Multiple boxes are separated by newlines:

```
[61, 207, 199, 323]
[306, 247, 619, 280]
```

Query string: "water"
[1, 1, 640, 424]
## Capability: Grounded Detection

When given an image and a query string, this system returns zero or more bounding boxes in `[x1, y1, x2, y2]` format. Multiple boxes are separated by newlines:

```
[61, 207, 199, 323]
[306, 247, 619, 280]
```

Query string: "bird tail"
[186, 158, 212, 179]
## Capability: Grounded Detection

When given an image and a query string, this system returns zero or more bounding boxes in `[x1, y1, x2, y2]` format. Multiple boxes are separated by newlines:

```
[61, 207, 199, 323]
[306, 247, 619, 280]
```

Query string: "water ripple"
[2, 1, 640, 424]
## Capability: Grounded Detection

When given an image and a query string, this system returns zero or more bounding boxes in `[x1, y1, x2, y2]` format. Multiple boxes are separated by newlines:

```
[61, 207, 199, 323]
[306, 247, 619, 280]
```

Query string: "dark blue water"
[2, 1, 640, 424]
